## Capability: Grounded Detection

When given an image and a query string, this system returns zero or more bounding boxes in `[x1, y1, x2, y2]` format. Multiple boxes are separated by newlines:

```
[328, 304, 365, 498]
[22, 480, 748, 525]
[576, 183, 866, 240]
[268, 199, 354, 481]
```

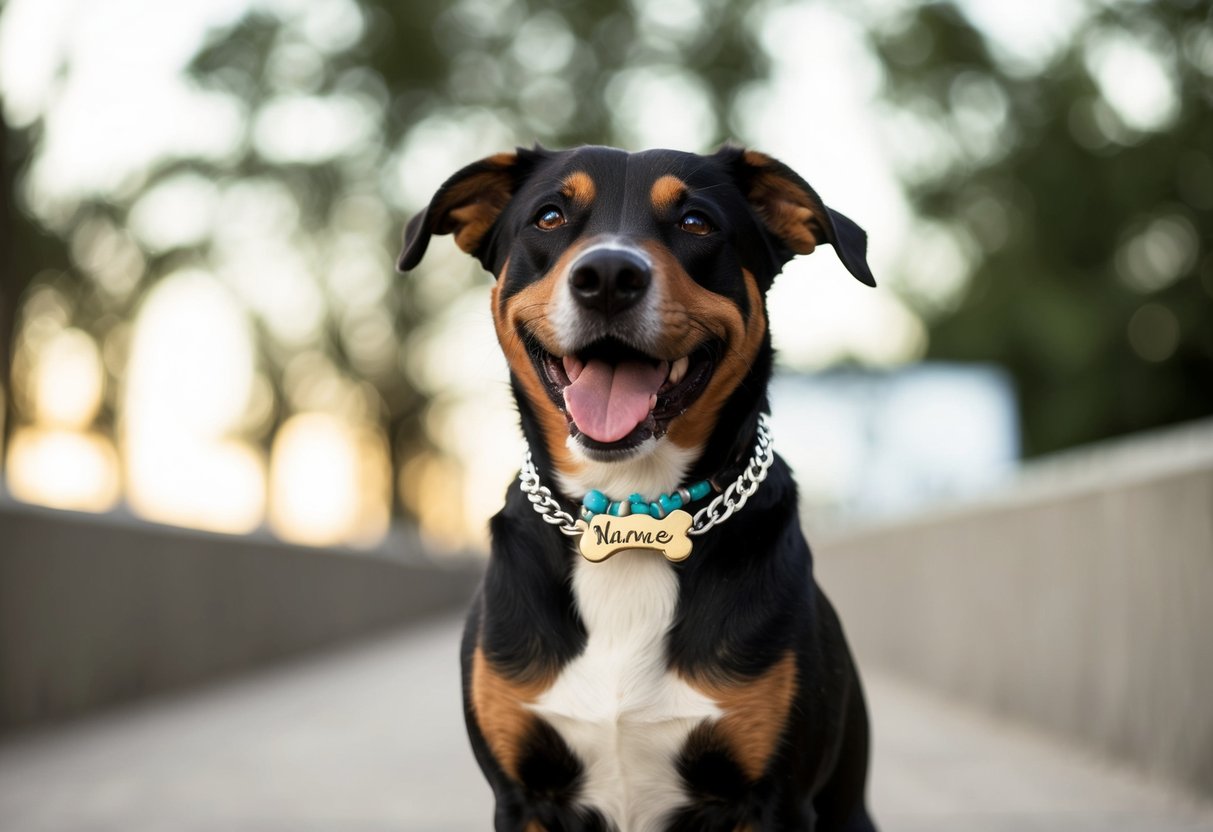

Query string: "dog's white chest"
[529, 550, 719, 832]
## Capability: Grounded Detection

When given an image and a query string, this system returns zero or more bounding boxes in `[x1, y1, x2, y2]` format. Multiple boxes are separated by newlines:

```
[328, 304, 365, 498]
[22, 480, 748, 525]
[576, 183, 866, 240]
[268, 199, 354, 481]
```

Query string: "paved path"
[2, 616, 1210, 831]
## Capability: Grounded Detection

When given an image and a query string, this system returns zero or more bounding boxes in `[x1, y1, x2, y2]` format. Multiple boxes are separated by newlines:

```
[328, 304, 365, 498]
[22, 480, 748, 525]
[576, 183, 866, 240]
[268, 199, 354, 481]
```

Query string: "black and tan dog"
[400, 146, 878, 832]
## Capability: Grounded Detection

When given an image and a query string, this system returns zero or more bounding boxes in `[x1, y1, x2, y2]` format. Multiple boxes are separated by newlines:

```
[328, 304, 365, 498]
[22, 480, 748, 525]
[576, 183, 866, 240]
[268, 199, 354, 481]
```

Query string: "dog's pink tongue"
[564, 359, 666, 443]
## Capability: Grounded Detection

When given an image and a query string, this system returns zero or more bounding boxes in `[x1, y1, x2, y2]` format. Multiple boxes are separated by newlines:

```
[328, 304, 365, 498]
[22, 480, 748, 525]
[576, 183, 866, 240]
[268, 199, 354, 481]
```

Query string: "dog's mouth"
[526, 336, 717, 454]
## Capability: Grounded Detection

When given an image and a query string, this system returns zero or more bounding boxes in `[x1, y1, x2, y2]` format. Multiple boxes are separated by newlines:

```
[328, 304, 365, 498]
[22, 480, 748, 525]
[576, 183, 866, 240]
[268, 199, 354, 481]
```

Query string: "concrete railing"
[5, 420, 1211, 797]
[0, 498, 480, 732]
[814, 418, 1213, 798]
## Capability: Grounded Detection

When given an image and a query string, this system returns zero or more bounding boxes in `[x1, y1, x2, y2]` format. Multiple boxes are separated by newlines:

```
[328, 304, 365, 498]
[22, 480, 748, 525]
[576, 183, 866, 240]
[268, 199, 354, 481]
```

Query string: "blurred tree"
[0, 0, 771, 519]
[184, 0, 770, 515]
[0, 107, 74, 452]
[869, 0, 1213, 456]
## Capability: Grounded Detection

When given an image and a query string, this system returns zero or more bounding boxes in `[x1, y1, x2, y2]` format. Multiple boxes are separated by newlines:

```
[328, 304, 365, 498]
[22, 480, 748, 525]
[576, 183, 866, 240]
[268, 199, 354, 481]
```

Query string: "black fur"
[406, 146, 878, 831]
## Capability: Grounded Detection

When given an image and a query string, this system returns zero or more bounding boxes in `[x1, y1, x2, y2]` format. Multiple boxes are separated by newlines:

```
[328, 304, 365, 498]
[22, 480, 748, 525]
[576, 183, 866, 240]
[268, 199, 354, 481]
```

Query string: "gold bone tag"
[577, 509, 693, 563]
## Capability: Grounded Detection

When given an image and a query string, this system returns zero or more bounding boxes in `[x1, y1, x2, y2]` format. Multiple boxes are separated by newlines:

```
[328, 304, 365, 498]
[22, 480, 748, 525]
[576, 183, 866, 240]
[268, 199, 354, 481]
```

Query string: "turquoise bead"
[582, 481, 710, 521]
[583, 490, 609, 514]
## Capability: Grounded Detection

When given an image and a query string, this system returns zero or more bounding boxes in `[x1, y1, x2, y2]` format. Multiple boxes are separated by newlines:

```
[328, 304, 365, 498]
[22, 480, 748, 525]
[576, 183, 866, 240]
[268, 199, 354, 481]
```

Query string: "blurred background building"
[1, 0, 1211, 829]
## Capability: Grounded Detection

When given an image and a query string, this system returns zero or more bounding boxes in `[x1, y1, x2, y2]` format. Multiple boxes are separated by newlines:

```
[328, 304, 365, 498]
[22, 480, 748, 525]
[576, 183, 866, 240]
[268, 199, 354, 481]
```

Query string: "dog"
[400, 145, 878, 832]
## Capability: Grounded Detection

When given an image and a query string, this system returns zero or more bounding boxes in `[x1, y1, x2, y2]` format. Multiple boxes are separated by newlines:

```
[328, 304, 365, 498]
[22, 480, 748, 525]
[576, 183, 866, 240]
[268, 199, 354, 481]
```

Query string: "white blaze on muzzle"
[549, 238, 668, 444]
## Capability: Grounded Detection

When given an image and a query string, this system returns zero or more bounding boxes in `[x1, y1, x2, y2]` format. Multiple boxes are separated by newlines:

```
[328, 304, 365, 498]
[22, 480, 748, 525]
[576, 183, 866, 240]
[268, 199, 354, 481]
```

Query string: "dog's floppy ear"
[398, 149, 538, 273]
[727, 148, 876, 287]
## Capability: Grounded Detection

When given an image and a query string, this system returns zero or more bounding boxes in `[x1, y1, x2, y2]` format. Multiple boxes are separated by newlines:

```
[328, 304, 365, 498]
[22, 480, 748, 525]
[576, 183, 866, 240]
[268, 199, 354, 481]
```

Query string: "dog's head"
[400, 146, 873, 492]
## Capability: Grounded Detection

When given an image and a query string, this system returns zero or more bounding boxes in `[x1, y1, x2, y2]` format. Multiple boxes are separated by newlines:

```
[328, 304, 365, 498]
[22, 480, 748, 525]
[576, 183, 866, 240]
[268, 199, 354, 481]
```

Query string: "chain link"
[518, 454, 585, 536]
[688, 413, 774, 536]
[517, 413, 774, 538]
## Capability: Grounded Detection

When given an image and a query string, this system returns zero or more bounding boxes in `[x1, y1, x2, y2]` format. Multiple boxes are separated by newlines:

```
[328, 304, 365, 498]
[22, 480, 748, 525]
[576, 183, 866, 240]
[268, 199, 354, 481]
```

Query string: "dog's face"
[400, 146, 873, 479]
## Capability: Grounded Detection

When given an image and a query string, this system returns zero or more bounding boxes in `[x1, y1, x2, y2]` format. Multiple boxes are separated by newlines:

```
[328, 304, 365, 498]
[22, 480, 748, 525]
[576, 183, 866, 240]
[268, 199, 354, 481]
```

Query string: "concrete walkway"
[1, 616, 1210, 831]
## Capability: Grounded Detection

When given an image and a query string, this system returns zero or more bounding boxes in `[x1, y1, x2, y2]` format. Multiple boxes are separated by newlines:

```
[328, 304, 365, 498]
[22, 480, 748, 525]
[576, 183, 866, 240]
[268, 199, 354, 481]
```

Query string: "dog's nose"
[568, 248, 651, 316]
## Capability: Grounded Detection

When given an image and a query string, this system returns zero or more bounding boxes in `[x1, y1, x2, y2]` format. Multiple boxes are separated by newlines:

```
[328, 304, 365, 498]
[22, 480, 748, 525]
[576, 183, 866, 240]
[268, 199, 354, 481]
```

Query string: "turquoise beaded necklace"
[579, 479, 714, 523]
[518, 414, 775, 563]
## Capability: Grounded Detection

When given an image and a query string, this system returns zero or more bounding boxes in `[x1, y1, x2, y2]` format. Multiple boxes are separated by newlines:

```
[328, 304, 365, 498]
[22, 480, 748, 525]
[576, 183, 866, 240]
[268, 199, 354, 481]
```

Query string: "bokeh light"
[1, 0, 1209, 547]
[269, 412, 390, 547]
[121, 270, 265, 534]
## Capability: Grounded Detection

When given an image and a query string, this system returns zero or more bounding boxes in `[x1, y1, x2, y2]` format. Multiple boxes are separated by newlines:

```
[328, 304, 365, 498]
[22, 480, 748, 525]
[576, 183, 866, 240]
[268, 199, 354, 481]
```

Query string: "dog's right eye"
[535, 207, 566, 230]
[678, 211, 715, 236]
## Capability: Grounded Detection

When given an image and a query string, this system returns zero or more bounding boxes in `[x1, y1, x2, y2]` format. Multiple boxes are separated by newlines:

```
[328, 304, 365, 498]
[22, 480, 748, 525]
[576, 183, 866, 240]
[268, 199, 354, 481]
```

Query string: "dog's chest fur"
[529, 550, 719, 832]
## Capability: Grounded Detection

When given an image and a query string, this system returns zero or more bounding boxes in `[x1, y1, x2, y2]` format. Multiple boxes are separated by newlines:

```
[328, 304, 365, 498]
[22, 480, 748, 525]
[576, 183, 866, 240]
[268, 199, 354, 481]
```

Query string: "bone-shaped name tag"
[577, 509, 694, 563]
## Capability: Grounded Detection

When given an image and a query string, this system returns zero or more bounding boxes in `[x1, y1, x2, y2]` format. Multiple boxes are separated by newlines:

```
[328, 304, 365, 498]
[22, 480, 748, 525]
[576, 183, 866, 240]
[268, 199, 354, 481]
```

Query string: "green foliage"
[871, 0, 1213, 456]
[182, 0, 771, 505]
[0, 0, 772, 513]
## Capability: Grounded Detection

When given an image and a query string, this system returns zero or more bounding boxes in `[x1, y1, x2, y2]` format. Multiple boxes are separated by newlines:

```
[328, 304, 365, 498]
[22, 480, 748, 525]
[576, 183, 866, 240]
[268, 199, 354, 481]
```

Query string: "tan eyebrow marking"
[560, 171, 596, 206]
[650, 174, 687, 213]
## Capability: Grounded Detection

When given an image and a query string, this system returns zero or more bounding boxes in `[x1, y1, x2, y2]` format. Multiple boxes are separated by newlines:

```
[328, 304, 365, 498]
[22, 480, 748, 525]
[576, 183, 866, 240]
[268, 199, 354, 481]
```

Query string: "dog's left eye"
[535, 207, 566, 230]
[678, 211, 714, 236]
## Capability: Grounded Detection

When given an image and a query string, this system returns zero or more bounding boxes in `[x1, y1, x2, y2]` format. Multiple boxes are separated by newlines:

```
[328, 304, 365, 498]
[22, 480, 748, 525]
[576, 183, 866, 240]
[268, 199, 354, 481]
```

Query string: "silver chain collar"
[518, 413, 775, 538]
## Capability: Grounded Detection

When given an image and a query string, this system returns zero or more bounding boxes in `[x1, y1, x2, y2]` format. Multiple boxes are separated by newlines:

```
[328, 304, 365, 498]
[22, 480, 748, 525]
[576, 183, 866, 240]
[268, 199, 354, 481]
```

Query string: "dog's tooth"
[562, 355, 583, 382]
[669, 356, 689, 385]
[649, 393, 658, 411]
